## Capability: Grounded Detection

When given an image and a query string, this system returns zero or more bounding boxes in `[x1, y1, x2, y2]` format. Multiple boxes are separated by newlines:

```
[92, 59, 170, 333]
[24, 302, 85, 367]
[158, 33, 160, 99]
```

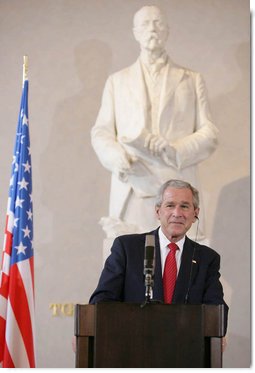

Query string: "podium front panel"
[94, 303, 205, 368]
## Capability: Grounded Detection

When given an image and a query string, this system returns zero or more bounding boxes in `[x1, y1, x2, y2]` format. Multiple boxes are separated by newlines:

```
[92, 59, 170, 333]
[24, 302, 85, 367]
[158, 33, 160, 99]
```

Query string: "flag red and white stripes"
[0, 59, 35, 367]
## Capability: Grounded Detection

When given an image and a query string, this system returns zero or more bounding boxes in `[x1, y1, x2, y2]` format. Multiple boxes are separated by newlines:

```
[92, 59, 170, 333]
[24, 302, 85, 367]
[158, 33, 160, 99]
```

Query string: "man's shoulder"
[115, 228, 158, 245]
[185, 236, 220, 257]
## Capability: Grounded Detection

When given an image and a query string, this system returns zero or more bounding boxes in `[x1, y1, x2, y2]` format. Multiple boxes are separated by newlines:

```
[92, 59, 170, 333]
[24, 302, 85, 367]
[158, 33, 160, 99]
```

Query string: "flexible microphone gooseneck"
[143, 234, 155, 303]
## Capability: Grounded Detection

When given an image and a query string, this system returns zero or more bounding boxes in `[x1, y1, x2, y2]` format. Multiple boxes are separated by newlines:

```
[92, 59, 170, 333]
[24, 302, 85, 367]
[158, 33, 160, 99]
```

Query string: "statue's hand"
[144, 133, 170, 157]
[144, 133, 168, 157]
[112, 153, 131, 182]
[162, 143, 176, 164]
[144, 133, 176, 165]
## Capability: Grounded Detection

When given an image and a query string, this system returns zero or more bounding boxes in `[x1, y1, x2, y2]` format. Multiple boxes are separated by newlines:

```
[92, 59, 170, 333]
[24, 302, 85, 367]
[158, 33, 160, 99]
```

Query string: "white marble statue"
[91, 5, 218, 241]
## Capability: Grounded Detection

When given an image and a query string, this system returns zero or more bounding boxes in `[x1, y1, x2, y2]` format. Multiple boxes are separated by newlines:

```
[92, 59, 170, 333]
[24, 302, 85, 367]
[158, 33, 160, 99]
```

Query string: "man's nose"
[172, 207, 182, 217]
[148, 21, 156, 31]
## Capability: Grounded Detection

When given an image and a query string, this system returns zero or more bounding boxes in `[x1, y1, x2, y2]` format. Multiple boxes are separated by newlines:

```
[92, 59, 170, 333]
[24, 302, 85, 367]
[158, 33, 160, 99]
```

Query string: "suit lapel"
[158, 60, 184, 132]
[151, 232, 199, 303]
[128, 59, 150, 110]
[173, 237, 199, 303]
[162, 61, 184, 103]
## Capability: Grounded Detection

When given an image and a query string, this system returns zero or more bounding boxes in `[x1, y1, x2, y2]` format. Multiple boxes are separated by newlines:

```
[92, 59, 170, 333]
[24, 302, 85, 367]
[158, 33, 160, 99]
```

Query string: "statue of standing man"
[91, 5, 218, 241]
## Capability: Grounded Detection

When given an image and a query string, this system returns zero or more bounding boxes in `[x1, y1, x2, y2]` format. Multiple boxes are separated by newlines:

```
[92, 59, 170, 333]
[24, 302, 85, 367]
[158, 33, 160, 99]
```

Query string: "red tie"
[163, 242, 179, 304]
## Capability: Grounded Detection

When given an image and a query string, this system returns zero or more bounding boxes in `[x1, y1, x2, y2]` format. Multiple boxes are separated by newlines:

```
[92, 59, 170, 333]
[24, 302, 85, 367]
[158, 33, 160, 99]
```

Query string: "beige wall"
[0, 0, 250, 368]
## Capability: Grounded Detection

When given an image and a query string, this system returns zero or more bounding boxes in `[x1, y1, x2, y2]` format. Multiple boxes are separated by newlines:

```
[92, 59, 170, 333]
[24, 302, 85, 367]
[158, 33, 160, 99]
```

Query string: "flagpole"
[23, 55, 28, 84]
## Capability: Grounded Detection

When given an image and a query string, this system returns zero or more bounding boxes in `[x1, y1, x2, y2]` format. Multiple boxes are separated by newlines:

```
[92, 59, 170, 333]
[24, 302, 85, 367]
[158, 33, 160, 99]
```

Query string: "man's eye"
[181, 205, 189, 209]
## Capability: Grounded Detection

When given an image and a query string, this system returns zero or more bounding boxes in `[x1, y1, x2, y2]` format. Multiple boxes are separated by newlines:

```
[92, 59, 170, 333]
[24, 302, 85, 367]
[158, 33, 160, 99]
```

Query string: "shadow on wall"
[36, 40, 113, 368]
[211, 176, 250, 368]
[39, 39, 112, 291]
[210, 42, 249, 167]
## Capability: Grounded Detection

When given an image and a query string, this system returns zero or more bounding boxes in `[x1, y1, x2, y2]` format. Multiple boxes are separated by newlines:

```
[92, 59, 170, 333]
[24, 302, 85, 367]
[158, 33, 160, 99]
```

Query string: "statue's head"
[133, 5, 169, 52]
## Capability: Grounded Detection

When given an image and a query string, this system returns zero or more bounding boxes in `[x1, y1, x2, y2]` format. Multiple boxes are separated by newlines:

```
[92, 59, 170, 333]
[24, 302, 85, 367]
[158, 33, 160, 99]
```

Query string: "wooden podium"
[74, 303, 224, 368]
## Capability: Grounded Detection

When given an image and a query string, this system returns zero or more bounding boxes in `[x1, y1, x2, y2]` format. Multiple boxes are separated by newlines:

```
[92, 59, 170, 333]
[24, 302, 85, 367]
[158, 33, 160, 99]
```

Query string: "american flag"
[0, 69, 35, 367]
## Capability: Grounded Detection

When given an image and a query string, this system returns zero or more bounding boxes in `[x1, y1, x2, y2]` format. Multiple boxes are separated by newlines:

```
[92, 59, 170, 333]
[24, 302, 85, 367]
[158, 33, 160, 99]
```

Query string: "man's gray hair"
[155, 179, 200, 209]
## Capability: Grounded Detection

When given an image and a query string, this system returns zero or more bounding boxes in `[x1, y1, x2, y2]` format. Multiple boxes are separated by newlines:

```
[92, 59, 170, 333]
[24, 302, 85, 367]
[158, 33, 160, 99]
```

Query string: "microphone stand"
[144, 272, 154, 302]
[141, 271, 162, 308]
[141, 270, 154, 308]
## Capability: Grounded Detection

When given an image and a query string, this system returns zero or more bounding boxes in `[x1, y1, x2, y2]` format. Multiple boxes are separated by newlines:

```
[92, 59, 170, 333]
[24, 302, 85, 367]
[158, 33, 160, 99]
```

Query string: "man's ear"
[155, 206, 160, 219]
[133, 27, 140, 43]
[193, 207, 200, 222]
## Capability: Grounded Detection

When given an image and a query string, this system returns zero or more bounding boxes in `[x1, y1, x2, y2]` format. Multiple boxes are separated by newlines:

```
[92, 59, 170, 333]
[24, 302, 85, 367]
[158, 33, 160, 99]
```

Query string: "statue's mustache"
[145, 33, 159, 42]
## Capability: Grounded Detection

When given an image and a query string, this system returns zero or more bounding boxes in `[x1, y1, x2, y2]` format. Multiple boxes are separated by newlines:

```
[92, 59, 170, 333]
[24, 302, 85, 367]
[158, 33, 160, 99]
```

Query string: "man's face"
[155, 187, 199, 242]
[133, 7, 168, 52]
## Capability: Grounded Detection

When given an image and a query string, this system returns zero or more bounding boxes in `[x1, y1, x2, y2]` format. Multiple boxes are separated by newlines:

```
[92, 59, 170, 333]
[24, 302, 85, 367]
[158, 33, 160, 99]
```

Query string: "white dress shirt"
[158, 227, 185, 276]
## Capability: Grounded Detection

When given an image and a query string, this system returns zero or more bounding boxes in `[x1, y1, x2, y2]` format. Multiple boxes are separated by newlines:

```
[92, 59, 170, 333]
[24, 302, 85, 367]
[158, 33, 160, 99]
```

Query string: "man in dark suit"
[89, 179, 228, 335]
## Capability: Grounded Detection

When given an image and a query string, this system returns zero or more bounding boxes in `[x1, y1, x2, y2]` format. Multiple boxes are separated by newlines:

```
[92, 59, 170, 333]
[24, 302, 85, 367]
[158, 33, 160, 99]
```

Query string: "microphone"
[143, 234, 155, 302]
